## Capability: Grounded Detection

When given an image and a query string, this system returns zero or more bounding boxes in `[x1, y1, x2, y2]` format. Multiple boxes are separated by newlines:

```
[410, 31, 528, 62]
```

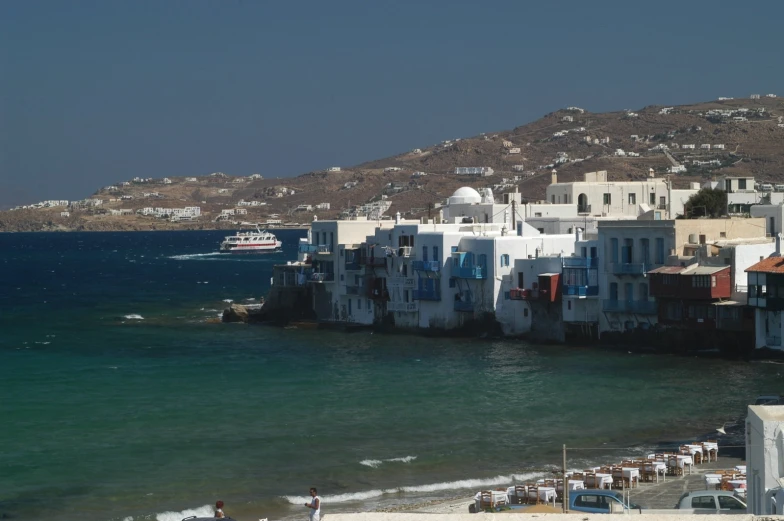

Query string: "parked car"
[676, 491, 747, 512]
[569, 490, 642, 514]
[754, 395, 783, 405]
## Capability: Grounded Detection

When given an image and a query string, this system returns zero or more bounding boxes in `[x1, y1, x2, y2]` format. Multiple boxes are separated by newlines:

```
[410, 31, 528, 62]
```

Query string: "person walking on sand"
[214, 500, 226, 518]
[304, 487, 321, 521]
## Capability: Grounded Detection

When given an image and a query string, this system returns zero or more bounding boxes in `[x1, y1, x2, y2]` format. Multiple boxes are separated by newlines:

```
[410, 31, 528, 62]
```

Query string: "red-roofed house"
[746, 255, 784, 350]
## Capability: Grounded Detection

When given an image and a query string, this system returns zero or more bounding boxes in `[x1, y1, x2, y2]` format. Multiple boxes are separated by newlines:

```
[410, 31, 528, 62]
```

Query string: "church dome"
[449, 187, 482, 205]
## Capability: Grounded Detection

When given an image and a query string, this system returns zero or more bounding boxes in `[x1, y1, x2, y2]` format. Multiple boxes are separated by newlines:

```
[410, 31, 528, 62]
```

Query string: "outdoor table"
[705, 473, 722, 489]
[622, 467, 640, 487]
[584, 473, 613, 489]
[475, 490, 508, 509]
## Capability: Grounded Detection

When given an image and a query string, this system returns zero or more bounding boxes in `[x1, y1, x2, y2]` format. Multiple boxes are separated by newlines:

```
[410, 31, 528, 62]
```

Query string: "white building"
[162, 178, 172, 184]
[383, 167, 402, 172]
[327, 167, 341, 172]
[745, 405, 784, 514]
[701, 144, 711, 150]
[60, 211, 70, 217]
[750, 94, 761, 99]
[454, 167, 494, 176]
[316, 202, 331, 210]
[506, 147, 521, 155]
[545, 169, 698, 218]
[185, 177, 198, 182]
[713, 144, 725, 150]
[682, 144, 696, 150]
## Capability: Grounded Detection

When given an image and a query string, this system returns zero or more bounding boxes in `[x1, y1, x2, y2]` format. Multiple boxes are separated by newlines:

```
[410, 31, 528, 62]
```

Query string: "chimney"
[551, 169, 558, 185]
[575, 227, 584, 242]
[649, 168, 655, 178]
[395, 211, 401, 224]
[501, 225, 508, 236]
[775, 233, 783, 257]
[535, 247, 540, 258]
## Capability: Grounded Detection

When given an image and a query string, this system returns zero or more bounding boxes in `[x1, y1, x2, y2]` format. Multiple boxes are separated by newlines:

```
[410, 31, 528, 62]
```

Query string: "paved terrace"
[626, 455, 744, 509]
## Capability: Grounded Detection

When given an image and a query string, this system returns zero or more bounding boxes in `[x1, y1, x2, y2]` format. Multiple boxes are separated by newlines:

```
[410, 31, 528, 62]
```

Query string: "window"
[567, 300, 572, 310]
[568, 227, 573, 234]
[451, 246, 458, 253]
[366, 299, 370, 308]
[422, 246, 428, 261]
[433, 246, 439, 262]
[639, 283, 648, 300]
[534, 212, 542, 217]
[603, 193, 611, 205]
[609, 282, 618, 301]
[523, 308, 529, 317]
[718, 496, 745, 510]
[537, 228, 545, 233]
[628, 193, 636, 205]
[640, 238, 650, 264]
[650, 192, 656, 205]
[358, 299, 362, 310]
[449, 278, 456, 288]
[611, 238, 619, 263]
[659, 196, 666, 208]
[691, 496, 716, 509]
[551, 195, 555, 203]
[622, 238, 633, 263]
[504, 291, 510, 300]
[500, 254, 510, 267]
[655, 238, 665, 264]
[739, 178, 747, 190]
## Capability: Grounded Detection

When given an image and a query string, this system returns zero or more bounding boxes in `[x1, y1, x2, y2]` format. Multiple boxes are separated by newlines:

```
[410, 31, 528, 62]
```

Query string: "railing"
[387, 301, 419, 313]
[316, 244, 332, 254]
[612, 262, 648, 275]
[602, 299, 657, 314]
[310, 272, 334, 282]
[362, 256, 387, 267]
[399, 246, 415, 258]
[563, 285, 600, 297]
[562, 257, 599, 268]
[453, 265, 486, 279]
[386, 276, 416, 288]
[298, 244, 318, 253]
[578, 204, 591, 214]
[657, 204, 667, 210]
[454, 300, 475, 312]
[509, 288, 530, 300]
[565, 313, 600, 323]
[766, 335, 782, 347]
[413, 289, 441, 301]
[412, 260, 441, 272]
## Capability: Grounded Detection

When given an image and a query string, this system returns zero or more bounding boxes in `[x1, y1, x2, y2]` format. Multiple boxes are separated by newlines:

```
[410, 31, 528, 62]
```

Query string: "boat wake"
[281, 471, 543, 504]
[360, 455, 417, 468]
[123, 314, 144, 320]
[167, 253, 223, 260]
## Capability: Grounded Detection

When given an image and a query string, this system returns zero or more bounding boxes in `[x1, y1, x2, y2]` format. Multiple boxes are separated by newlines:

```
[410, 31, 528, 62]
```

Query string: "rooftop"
[745, 255, 784, 273]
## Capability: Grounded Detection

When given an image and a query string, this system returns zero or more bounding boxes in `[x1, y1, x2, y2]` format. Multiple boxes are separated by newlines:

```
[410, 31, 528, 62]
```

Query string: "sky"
[1, 0, 783, 208]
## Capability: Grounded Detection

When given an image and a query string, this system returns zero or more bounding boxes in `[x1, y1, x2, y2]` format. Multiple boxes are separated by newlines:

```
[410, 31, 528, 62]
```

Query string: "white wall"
[746, 405, 784, 514]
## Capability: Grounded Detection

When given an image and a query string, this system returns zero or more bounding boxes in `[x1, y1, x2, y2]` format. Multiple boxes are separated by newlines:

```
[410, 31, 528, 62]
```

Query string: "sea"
[1, 229, 782, 521]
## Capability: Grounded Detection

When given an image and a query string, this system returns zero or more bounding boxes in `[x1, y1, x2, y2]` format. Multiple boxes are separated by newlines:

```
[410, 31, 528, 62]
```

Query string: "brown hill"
[2, 96, 783, 232]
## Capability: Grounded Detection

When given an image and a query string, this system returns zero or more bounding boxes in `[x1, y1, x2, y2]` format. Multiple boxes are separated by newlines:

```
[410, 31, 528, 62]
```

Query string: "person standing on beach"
[304, 487, 321, 521]
[214, 500, 226, 518]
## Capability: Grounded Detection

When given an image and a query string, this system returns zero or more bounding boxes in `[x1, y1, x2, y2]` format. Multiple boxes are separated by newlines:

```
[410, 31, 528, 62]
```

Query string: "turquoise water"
[1, 231, 781, 521]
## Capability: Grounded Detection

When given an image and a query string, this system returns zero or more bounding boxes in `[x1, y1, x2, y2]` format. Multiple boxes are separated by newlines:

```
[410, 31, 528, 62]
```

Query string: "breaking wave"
[123, 314, 144, 320]
[154, 504, 214, 521]
[281, 471, 543, 504]
[360, 455, 417, 468]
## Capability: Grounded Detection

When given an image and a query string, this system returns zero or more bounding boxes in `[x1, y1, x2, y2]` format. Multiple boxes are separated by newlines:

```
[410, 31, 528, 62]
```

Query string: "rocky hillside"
[2, 95, 783, 232]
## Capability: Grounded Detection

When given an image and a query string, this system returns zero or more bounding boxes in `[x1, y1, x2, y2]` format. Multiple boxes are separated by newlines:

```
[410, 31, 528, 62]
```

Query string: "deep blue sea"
[1, 230, 781, 521]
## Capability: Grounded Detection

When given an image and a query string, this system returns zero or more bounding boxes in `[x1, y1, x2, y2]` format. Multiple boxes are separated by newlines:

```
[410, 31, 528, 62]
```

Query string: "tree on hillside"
[682, 188, 727, 218]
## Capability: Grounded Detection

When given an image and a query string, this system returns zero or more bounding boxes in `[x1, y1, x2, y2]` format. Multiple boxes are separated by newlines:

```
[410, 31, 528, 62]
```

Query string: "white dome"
[449, 186, 482, 205]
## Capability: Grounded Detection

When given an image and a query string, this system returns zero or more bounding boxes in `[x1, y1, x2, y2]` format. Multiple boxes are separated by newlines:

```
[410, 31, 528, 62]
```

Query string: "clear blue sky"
[2, 0, 783, 208]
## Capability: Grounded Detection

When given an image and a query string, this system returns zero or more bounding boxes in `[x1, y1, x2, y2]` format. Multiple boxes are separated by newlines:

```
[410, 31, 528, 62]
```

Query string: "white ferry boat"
[219, 228, 282, 253]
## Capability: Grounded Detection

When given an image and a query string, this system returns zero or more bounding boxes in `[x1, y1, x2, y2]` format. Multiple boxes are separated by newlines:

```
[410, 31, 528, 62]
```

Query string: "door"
[348, 298, 352, 317]
[625, 283, 634, 303]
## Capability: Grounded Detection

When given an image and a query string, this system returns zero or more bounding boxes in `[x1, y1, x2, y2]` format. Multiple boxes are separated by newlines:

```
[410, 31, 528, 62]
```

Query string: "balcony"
[298, 244, 318, 254]
[345, 260, 361, 271]
[399, 246, 416, 258]
[563, 285, 599, 297]
[362, 256, 387, 267]
[578, 204, 591, 214]
[316, 244, 332, 254]
[509, 287, 530, 300]
[387, 301, 419, 313]
[412, 260, 440, 272]
[563, 257, 599, 268]
[310, 272, 334, 283]
[612, 262, 648, 275]
[453, 265, 486, 279]
[602, 299, 657, 314]
[454, 300, 475, 312]
[413, 288, 441, 301]
[386, 276, 416, 289]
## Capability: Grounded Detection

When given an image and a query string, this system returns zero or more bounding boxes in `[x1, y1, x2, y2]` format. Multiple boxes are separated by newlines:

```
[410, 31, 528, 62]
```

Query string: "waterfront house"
[597, 217, 766, 337]
[745, 245, 784, 351]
